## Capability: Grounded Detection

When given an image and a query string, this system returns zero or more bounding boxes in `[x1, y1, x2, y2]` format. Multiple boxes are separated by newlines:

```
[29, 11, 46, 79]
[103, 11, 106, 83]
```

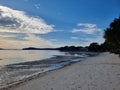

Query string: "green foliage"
[87, 42, 106, 52]
[58, 46, 87, 51]
[88, 43, 99, 52]
[104, 17, 120, 53]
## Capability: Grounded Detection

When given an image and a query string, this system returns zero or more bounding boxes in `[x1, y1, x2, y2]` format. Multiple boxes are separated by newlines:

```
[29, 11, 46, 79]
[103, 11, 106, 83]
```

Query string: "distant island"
[22, 46, 88, 51]
[0, 48, 4, 50]
[22, 47, 58, 50]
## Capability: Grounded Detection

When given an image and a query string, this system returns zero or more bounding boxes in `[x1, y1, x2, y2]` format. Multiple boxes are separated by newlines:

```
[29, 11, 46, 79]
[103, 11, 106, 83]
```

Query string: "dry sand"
[14, 52, 120, 90]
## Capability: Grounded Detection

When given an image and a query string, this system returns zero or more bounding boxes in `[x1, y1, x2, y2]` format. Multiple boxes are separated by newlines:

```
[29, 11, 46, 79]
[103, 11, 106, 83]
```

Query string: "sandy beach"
[12, 52, 120, 90]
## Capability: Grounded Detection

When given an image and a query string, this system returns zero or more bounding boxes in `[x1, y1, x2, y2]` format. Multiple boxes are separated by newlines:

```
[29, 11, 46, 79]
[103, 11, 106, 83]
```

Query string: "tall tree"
[104, 17, 120, 51]
[87, 42, 101, 52]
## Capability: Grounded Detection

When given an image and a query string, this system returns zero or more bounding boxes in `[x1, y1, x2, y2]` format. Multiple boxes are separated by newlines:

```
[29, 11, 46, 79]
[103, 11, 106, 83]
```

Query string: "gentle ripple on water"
[0, 50, 98, 89]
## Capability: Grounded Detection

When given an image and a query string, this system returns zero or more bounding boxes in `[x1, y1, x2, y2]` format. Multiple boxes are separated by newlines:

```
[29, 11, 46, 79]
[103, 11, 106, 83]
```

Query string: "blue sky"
[0, 0, 120, 48]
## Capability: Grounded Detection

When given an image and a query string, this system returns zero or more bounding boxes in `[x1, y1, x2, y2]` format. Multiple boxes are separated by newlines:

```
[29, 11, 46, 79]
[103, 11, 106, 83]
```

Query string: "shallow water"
[0, 50, 98, 89]
[0, 50, 65, 65]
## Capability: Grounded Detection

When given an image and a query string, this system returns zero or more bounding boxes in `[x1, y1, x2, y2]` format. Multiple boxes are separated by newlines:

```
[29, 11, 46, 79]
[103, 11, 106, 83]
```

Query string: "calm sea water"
[0, 50, 65, 65]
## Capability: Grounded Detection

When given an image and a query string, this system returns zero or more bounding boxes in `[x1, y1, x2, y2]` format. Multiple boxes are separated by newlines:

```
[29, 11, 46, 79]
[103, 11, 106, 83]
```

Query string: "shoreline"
[0, 52, 98, 90]
[0, 60, 84, 90]
[0, 55, 86, 90]
[1, 52, 120, 90]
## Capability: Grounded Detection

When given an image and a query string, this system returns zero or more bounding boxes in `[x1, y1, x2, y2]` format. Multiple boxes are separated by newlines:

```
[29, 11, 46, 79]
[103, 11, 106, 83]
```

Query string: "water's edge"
[0, 52, 99, 90]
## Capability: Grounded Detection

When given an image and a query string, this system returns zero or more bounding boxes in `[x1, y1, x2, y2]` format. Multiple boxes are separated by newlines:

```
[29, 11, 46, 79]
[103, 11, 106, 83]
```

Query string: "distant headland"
[22, 47, 58, 50]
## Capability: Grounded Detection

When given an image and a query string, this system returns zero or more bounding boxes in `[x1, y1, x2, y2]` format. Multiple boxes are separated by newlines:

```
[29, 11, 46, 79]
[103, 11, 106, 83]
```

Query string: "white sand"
[14, 52, 120, 90]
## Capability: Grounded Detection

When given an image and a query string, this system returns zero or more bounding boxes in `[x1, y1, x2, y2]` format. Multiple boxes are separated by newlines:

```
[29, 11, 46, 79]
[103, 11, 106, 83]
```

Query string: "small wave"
[0, 52, 98, 89]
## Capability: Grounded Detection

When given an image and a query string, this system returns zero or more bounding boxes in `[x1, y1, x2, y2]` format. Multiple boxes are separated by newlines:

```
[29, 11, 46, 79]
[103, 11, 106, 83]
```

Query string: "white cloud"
[0, 34, 16, 38]
[0, 5, 55, 49]
[72, 23, 102, 34]
[53, 30, 64, 32]
[71, 36, 91, 42]
[72, 28, 101, 34]
[23, 34, 53, 47]
[0, 5, 54, 34]
[77, 23, 97, 28]
[0, 33, 54, 49]
[71, 37, 79, 40]
[50, 39, 57, 42]
[34, 4, 41, 9]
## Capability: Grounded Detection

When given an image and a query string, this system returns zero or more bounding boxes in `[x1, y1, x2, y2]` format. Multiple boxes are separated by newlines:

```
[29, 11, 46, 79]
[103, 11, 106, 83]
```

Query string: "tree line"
[59, 17, 120, 54]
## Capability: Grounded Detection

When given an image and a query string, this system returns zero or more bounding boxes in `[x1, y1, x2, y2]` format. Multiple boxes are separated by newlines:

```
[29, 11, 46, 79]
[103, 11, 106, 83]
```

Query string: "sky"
[0, 0, 120, 49]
